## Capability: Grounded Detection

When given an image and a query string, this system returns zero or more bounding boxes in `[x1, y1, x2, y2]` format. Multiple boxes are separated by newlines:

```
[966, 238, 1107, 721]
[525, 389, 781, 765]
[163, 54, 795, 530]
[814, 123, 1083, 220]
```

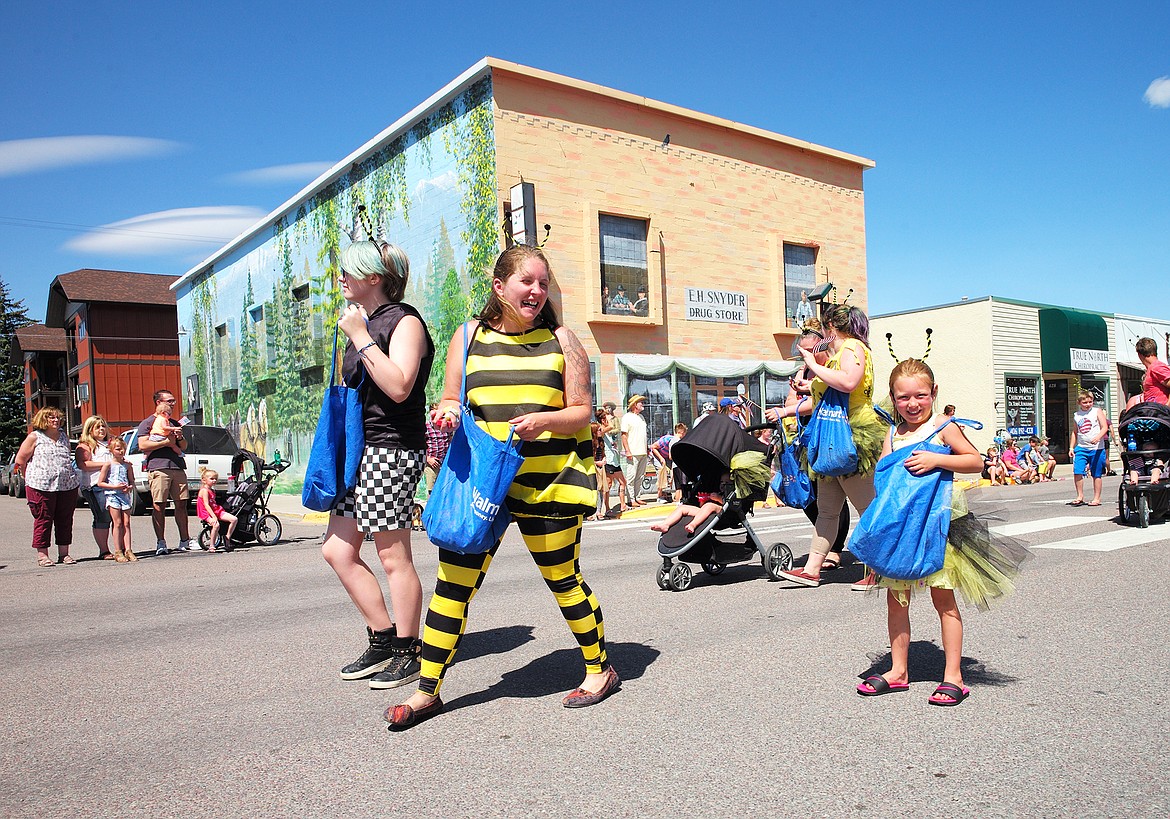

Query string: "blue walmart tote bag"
[804, 387, 858, 477]
[847, 418, 981, 580]
[770, 403, 812, 508]
[422, 324, 525, 554]
[302, 326, 365, 512]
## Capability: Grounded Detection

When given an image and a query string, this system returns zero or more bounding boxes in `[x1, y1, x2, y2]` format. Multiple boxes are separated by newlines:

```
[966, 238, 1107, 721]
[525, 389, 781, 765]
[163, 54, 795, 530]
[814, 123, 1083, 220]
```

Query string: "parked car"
[4, 452, 25, 498]
[0, 453, 12, 493]
[121, 425, 239, 515]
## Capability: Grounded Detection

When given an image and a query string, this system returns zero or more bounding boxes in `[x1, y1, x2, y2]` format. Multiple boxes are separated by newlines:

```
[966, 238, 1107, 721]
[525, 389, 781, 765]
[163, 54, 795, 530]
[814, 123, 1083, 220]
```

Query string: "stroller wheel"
[668, 562, 693, 592]
[254, 514, 283, 546]
[656, 565, 672, 591]
[1138, 494, 1150, 529]
[702, 562, 726, 576]
[764, 543, 793, 580]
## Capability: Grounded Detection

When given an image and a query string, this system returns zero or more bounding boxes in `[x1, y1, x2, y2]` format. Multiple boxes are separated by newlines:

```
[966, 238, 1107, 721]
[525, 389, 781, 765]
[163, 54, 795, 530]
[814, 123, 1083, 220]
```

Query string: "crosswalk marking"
[585, 503, 1169, 552]
[989, 516, 1112, 537]
[1033, 526, 1169, 552]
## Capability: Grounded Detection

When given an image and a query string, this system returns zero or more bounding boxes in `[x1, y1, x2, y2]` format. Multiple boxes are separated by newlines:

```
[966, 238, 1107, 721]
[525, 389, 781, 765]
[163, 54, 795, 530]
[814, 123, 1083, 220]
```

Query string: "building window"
[599, 215, 649, 316]
[783, 244, 817, 328]
[625, 374, 673, 446]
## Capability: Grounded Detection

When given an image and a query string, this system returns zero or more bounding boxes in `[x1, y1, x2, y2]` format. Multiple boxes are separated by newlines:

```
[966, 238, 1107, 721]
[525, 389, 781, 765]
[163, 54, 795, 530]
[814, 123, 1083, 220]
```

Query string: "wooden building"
[32, 269, 181, 435]
[12, 324, 69, 419]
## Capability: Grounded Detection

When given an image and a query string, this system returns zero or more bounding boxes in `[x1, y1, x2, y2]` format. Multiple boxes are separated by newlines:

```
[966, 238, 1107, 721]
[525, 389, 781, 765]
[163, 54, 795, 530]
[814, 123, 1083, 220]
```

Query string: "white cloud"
[1144, 76, 1170, 108]
[413, 170, 458, 199]
[64, 206, 267, 256]
[223, 162, 334, 185]
[0, 136, 181, 177]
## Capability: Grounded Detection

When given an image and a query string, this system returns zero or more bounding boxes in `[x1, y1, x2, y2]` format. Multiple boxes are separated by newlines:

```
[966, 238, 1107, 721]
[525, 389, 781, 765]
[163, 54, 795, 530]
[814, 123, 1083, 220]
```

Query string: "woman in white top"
[75, 415, 114, 559]
[15, 407, 81, 567]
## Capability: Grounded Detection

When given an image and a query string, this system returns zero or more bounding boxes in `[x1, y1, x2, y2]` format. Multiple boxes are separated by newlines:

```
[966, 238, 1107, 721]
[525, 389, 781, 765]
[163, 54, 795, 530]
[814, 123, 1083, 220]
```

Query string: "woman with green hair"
[321, 235, 435, 692]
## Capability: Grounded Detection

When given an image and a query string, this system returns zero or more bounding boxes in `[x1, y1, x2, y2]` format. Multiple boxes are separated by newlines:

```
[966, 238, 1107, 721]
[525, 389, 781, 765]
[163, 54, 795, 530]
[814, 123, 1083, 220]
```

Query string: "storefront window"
[626, 375, 672, 443]
[599, 215, 649, 316]
[1004, 375, 1040, 439]
[676, 371, 693, 432]
[764, 373, 792, 413]
[622, 363, 796, 441]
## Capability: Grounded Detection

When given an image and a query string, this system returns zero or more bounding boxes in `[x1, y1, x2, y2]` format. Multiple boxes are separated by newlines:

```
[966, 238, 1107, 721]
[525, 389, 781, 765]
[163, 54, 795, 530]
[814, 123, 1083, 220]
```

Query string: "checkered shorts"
[332, 446, 424, 532]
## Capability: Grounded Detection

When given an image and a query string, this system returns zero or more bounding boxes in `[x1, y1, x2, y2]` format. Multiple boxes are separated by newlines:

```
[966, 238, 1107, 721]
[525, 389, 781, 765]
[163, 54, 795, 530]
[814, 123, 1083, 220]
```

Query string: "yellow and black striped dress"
[465, 324, 596, 519]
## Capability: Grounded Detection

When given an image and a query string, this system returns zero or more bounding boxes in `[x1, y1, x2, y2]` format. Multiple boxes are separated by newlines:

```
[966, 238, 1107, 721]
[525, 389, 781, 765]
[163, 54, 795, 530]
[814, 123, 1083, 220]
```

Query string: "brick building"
[174, 58, 872, 487]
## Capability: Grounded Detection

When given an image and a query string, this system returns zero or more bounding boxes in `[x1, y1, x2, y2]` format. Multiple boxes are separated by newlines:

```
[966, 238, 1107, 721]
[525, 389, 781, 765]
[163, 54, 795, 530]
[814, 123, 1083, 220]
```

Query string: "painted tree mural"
[176, 78, 499, 491]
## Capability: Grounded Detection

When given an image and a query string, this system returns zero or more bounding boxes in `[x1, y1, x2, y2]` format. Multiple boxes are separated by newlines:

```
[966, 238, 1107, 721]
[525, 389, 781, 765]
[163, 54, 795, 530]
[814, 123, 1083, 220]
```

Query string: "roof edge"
[172, 57, 494, 292]
[873, 295, 1116, 321]
[485, 57, 875, 170]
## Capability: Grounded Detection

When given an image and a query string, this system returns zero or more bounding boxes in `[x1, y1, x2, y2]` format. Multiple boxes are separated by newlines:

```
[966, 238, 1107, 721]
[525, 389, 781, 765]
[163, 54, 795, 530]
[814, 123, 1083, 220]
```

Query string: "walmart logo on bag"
[818, 404, 848, 422]
[472, 486, 501, 522]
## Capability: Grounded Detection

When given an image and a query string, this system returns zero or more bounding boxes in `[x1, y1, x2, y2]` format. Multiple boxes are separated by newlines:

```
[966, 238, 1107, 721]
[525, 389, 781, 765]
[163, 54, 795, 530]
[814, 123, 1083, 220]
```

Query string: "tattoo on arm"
[560, 330, 592, 407]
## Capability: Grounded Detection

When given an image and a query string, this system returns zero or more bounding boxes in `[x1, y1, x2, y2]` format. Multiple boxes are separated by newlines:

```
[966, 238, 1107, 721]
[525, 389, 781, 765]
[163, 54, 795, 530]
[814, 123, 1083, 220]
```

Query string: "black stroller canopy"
[671, 413, 766, 489]
[1119, 401, 1170, 431]
[231, 448, 265, 478]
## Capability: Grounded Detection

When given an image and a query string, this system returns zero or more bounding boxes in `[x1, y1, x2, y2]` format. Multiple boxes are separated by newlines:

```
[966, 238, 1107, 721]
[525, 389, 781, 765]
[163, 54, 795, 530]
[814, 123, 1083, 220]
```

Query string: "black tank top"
[341, 302, 434, 450]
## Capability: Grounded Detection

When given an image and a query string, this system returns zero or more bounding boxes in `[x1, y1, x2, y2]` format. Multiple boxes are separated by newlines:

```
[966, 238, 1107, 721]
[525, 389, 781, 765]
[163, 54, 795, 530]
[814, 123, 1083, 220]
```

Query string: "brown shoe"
[562, 667, 620, 708]
[385, 696, 443, 730]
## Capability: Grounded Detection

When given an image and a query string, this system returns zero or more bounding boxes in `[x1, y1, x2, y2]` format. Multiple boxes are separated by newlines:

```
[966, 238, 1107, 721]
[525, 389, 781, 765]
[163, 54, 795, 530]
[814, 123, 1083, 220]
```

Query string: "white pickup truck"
[120, 425, 239, 515]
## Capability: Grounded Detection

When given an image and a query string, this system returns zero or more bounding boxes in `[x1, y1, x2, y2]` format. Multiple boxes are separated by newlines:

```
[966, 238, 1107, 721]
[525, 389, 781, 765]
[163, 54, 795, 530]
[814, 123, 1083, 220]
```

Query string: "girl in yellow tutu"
[854, 359, 1030, 706]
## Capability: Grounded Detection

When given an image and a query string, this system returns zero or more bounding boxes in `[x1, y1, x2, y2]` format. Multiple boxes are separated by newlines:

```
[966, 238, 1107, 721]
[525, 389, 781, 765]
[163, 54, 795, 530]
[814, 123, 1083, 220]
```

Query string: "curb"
[275, 499, 686, 526]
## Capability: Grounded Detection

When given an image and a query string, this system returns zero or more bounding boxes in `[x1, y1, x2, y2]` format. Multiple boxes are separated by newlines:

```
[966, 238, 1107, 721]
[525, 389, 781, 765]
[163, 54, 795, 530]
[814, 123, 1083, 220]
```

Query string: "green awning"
[1039, 308, 1109, 372]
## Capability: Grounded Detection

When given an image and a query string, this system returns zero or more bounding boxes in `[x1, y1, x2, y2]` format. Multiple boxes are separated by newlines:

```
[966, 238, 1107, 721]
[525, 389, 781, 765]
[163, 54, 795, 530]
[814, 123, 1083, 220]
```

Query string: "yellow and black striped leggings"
[418, 515, 607, 697]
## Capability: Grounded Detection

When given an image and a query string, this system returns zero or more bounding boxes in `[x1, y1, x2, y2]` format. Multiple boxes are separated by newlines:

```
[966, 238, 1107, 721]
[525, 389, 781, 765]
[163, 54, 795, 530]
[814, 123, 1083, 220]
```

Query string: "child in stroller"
[654, 413, 792, 592]
[1117, 401, 1170, 528]
[197, 449, 290, 549]
[650, 482, 726, 534]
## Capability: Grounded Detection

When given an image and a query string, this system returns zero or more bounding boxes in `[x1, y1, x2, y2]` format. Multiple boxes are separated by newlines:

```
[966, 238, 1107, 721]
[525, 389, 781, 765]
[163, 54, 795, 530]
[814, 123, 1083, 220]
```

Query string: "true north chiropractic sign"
[1069, 347, 1110, 372]
[684, 287, 748, 324]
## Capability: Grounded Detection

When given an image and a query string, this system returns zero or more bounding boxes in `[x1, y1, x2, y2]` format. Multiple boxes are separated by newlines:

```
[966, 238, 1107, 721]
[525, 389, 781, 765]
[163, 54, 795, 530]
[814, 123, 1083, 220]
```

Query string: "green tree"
[442, 78, 499, 309]
[237, 270, 259, 415]
[190, 277, 217, 424]
[270, 233, 317, 435]
[426, 265, 470, 403]
[0, 278, 32, 454]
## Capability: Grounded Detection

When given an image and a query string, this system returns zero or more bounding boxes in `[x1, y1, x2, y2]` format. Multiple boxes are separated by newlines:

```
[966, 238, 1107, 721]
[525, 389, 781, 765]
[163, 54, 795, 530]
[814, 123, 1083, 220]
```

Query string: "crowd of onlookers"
[14, 388, 233, 568]
[981, 435, 1058, 486]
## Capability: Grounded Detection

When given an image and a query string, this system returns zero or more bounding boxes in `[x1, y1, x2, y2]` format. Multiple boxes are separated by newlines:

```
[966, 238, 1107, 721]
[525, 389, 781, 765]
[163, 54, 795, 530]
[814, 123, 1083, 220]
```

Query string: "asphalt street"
[0, 477, 1167, 817]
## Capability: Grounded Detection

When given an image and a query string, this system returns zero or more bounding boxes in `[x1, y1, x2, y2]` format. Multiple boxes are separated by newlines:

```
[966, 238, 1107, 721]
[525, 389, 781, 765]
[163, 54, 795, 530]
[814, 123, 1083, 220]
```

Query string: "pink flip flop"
[928, 682, 970, 706]
[857, 675, 909, 696]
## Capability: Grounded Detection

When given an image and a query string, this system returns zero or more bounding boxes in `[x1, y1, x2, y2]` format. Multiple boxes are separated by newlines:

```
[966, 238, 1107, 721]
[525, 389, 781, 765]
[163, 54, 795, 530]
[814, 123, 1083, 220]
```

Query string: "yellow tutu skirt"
[877, 491, 1032, 611]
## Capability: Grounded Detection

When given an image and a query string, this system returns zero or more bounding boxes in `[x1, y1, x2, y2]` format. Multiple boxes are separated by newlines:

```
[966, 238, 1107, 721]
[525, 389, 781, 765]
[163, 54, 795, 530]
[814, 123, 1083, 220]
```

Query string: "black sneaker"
[368, 639, 421, 689]
[340, 626, 396, 680]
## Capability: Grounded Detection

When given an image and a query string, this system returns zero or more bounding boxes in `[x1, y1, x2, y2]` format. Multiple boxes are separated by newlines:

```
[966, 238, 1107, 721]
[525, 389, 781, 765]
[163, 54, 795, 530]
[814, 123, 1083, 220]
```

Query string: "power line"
[0, 215, 234, 245]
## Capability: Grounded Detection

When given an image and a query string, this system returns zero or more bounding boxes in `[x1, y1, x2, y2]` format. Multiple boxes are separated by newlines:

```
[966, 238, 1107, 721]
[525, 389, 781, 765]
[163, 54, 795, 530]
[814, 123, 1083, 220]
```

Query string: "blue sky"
[2, 1, 1167, 323]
